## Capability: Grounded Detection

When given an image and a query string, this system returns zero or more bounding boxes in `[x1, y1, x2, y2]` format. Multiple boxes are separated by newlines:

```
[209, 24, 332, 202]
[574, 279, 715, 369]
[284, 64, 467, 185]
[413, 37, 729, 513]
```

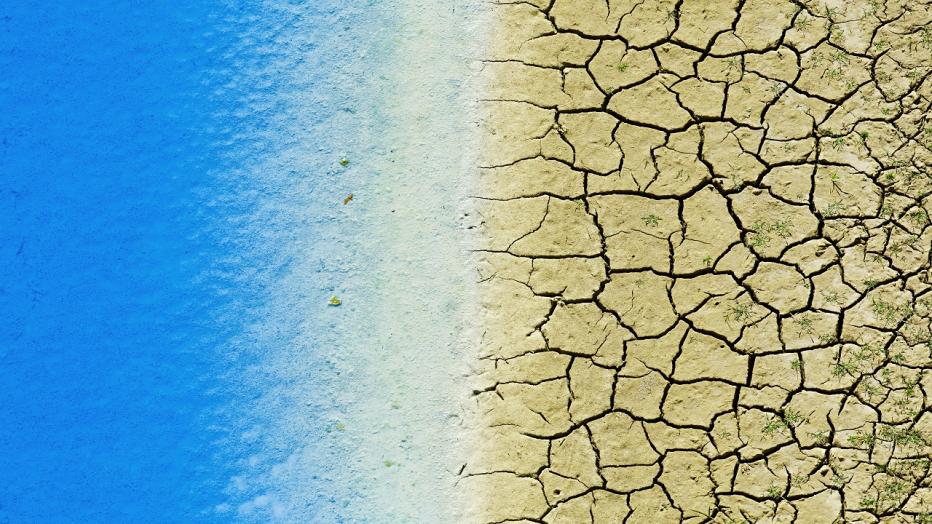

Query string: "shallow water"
[0, 2, 398, 521]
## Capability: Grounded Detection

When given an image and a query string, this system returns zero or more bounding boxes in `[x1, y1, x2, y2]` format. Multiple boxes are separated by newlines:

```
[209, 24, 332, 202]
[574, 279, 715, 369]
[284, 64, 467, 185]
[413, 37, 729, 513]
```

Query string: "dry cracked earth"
[464, 0, 932, 522]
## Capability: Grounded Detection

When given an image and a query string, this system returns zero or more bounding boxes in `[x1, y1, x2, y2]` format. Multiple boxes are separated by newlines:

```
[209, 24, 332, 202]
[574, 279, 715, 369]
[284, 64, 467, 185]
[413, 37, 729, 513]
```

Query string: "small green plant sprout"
[902, 167, 923, 186]
[870, 297, 908, 325]
[762, 410, 803, 436]
[791, 358, 802, 371]
[783, 409, 806, 429]
[789, 474, 810, 488]
[770, 220, 789, 239]
[793, 315, 816, 338]
[847, 429, 875, 448]
[702, 255, 713, 267]
[763, 417, 785, 435]
[641, 213, 661, 227]
[872, 38, 890, 53]
[748, 220, 793, 249]
[692, 506, 718, 521]
[822, 200, 848, 217]
[821, 290, 842, 305]
[766, 485, 783, 500]
[909, 209, 929, 226]
[832, 361, 852, 377]
[851, 341, 882, 365]
[339, 158, 350, 167]
[749, 221, 771, 248]
[726, 302, 753, 324]
[796, 15, 811, 31]
[864, 278, 879, 290]
[809, 430, 829, 446]
[329, 295, 342, 306]
[334, 421, 346, 431]
[921, 26, 932, 50]
[878, 425, 927, 448]
[616, 62, 629, 73]
[878, 479, 911, 507]
[828, 172, 847, 194]
[383, 459, 398, 467]
[904, 379, 919, 398]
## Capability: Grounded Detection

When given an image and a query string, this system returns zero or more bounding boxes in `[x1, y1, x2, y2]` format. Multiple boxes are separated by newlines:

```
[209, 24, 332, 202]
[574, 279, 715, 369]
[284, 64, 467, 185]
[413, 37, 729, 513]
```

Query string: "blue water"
[0, 2, 386, 521]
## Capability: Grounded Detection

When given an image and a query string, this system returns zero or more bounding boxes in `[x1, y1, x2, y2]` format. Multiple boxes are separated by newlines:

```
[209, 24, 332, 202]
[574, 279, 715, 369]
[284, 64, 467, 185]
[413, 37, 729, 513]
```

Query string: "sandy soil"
[465, 0, 932, 521]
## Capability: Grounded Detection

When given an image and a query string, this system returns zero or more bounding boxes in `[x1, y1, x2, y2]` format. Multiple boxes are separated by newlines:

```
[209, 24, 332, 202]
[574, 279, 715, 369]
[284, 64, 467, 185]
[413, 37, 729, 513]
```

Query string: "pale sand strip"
[338, 0, 487, 521]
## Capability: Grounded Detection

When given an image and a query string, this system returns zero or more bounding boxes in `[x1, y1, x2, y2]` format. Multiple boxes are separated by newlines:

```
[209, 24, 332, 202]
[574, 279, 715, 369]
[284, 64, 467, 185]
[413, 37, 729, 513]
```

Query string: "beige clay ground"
[464, 0, 932, 522]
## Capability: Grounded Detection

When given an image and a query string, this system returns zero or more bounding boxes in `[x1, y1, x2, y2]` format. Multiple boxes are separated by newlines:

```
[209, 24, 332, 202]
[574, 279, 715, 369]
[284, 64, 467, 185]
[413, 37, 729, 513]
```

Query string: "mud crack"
[467, 0, 932, 522]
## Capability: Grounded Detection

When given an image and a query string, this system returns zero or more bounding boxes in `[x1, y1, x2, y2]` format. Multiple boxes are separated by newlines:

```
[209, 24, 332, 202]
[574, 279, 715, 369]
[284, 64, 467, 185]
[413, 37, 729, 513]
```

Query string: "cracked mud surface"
[465, 0, 932, 522]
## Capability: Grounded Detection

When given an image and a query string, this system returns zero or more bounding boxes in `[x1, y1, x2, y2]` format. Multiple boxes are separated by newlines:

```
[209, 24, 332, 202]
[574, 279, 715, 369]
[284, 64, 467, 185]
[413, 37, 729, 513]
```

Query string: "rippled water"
[0, 2, 393, 521]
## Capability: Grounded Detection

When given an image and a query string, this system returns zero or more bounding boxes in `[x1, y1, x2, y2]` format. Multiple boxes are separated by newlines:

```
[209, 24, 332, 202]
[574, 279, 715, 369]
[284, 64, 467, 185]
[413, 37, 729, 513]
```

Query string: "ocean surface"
[0, 2, 413, 521]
